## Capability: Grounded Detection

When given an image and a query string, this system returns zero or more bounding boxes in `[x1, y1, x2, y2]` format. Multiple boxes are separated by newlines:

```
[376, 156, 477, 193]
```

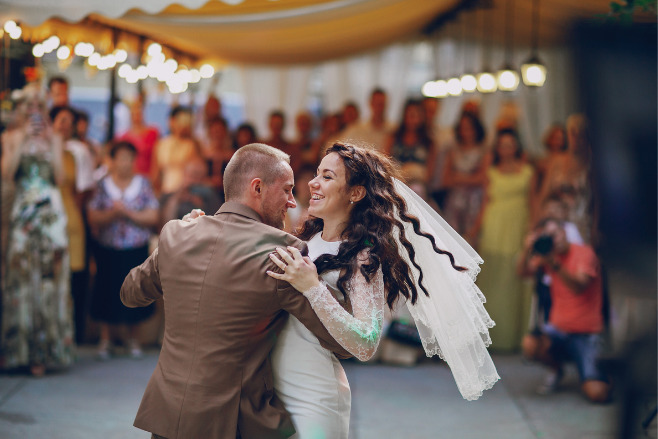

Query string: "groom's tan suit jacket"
[121, 201, 351, 439]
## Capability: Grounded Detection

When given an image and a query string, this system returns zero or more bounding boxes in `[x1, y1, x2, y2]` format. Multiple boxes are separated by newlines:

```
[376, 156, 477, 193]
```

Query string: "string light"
[421, 80, 439, 98]
[189, 69, 201, 83]
[74, 42, 94, 57]
[43, 36, 60, 53]
[136, 65, 148, 80]
[147, 43, 162, 56]
[3, 20, 17, 33]
[113, 49, 128, 63]
[56, 45, 71, 60]
[163, 58, 178, 73]
[447, 78, 462, 96]
[200, 64, 214, 78]
[32, 43, 45, 58]
[497, 67, 520, 91]
[460, 74, 477, 93]
[118, 64, 132, 78]
[25, 28, 214, 93]
[8, 26, 22, 40]
[88, 52, 101, 67]
[126, 70, 140, 84]
[476, 72, 497, 93]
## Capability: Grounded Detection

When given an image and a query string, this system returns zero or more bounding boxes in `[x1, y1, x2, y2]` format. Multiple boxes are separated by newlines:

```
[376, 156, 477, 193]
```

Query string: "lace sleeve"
[303, 266, 385, 361]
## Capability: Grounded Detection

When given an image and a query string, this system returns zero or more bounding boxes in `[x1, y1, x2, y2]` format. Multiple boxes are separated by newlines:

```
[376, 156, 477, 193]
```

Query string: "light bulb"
[44, 36, 60, 53]
[114, 49, 128, 63]
[8, 26, 22, 40]
[447, 78, 462, 96]
[460, 74, 477, 93]
[199, 64, 214, 78]
[147, 43, 162, 57]
[136, 65, 148, 80]
[88, 52, 101, 67]
[75, 42, 88, 57]
[189, 69, 201, 83]
[163, 58, 178, 73]
[56, 45, 71, 60]
[497, 68, 519, 91]
[106, 55, 117, 69]
[32, 44, 45, 58]
[422, 80, 439, 98]
[521, 59, 547, 87]
[476, 72, 497, 93]
[3, 20, 17, 33]
[118, 64, 132, 78]
[126, 71, 139, 84]
[177, 69, 191, 84]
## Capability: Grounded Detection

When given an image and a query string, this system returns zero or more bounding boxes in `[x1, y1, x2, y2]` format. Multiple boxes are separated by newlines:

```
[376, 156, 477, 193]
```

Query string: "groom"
[121, 143, 351, 439]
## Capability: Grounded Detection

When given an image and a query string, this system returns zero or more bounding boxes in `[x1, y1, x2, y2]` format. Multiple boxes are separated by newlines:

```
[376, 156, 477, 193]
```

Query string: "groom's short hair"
[223, 143, 291, 201]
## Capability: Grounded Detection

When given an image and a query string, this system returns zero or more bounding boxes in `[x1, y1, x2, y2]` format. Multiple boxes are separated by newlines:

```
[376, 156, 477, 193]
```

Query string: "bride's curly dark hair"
[296, 142, 466, 310]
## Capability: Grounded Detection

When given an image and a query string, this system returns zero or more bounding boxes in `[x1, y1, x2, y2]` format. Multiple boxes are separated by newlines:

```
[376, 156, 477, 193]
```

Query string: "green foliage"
[596, 0, 657, 23]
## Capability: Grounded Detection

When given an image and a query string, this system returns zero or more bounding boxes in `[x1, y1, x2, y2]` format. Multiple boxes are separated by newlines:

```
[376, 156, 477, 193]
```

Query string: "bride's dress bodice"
[271, 233, 349, 439]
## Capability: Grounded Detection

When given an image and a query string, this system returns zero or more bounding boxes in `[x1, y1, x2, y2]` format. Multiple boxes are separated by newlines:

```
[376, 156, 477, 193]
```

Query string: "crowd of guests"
[0, 76, 609, 403]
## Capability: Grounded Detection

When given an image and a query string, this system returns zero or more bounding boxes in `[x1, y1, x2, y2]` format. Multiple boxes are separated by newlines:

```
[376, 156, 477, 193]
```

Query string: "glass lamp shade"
[521, 56, 547, 86]
[496, 65, 520, 91]
[476, 72, 497, 93]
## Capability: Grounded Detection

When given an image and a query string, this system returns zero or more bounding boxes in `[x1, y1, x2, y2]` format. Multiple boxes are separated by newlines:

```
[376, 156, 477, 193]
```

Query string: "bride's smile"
[308, 153, 360, 214]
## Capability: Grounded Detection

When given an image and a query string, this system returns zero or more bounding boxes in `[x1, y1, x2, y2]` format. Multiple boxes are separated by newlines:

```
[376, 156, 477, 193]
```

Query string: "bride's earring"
[350, 200, 354, 204]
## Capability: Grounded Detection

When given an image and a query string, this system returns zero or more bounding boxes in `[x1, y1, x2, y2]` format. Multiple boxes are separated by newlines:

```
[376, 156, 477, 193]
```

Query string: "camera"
[532, 234, 554, 255]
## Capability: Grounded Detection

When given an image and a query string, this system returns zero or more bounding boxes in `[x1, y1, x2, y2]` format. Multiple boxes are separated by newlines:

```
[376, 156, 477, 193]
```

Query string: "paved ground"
[0, 347, 653, 439]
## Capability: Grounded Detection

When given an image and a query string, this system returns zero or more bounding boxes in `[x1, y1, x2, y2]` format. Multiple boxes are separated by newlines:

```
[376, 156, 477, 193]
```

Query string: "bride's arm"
[305, 266, 385, 361]
[268, 247, 385, 361]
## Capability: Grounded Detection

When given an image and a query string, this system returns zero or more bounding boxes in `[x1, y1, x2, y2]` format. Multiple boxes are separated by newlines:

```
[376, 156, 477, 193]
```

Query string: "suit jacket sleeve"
[121, 246, 163, 308]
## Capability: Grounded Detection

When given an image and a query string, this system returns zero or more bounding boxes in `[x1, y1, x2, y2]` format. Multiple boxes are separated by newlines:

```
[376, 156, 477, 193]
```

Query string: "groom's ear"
[249, 178, 264, 197]
[350, 185, 366, 203]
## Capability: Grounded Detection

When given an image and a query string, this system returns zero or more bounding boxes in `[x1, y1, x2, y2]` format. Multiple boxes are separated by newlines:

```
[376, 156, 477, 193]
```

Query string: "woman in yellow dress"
[472, 128, 535, 352]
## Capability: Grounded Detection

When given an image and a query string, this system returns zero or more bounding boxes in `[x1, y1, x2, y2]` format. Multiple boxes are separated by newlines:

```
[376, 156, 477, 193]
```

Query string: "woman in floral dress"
[1, 86, 75, 376]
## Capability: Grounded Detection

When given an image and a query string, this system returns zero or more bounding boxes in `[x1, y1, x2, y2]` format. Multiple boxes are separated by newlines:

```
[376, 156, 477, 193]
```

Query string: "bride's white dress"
[272, 232, 385, 439]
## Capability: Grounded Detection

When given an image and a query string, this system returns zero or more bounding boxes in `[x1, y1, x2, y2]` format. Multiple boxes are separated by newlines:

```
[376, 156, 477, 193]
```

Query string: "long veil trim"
[393, 179, 500, 401]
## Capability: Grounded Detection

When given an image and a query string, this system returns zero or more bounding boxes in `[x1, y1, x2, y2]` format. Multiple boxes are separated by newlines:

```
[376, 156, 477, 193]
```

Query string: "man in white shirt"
[341, 88, 392, 152]
[50, 106, 96, 195]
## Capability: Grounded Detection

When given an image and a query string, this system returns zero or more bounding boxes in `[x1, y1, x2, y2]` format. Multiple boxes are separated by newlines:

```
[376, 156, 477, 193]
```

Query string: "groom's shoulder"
[262, 225, 304, 249]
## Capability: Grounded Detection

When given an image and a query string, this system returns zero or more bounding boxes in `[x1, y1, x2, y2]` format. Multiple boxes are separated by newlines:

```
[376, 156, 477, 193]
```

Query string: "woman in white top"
[267, 142, 500, 438]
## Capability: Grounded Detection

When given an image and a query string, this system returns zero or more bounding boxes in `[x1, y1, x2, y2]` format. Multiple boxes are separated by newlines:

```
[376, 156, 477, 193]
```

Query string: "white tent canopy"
[0, 0, 212, 27]
[0, 0, 628, 65]
[1, 0, 604, 151]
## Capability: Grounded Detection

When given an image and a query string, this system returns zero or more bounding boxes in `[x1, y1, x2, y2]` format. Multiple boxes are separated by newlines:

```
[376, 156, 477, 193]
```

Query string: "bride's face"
[308, 153, 353, 222]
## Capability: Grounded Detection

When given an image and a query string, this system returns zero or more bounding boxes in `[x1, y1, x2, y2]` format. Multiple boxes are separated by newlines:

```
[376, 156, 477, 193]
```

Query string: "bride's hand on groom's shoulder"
[267, 246, 320, 293]
[182, 209, 205, 222]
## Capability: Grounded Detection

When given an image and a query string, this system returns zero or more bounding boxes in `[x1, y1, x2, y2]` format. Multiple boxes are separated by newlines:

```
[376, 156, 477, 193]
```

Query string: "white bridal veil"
[393, 179, 500, 401]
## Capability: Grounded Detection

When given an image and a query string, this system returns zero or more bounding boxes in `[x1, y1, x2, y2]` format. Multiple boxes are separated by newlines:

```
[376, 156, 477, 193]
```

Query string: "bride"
[266, 142, 499, 438]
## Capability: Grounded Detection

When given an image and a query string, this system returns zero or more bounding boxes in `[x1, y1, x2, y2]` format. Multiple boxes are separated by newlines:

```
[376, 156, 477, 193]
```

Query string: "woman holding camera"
[471, 128, 535, 352]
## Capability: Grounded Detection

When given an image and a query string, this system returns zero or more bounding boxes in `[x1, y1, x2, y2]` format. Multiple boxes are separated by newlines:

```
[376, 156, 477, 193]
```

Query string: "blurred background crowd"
[0, 75, 615, 400]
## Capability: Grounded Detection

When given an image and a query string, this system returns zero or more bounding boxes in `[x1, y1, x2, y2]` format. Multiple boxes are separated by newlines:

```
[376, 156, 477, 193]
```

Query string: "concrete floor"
[0, 347, 653, 439]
